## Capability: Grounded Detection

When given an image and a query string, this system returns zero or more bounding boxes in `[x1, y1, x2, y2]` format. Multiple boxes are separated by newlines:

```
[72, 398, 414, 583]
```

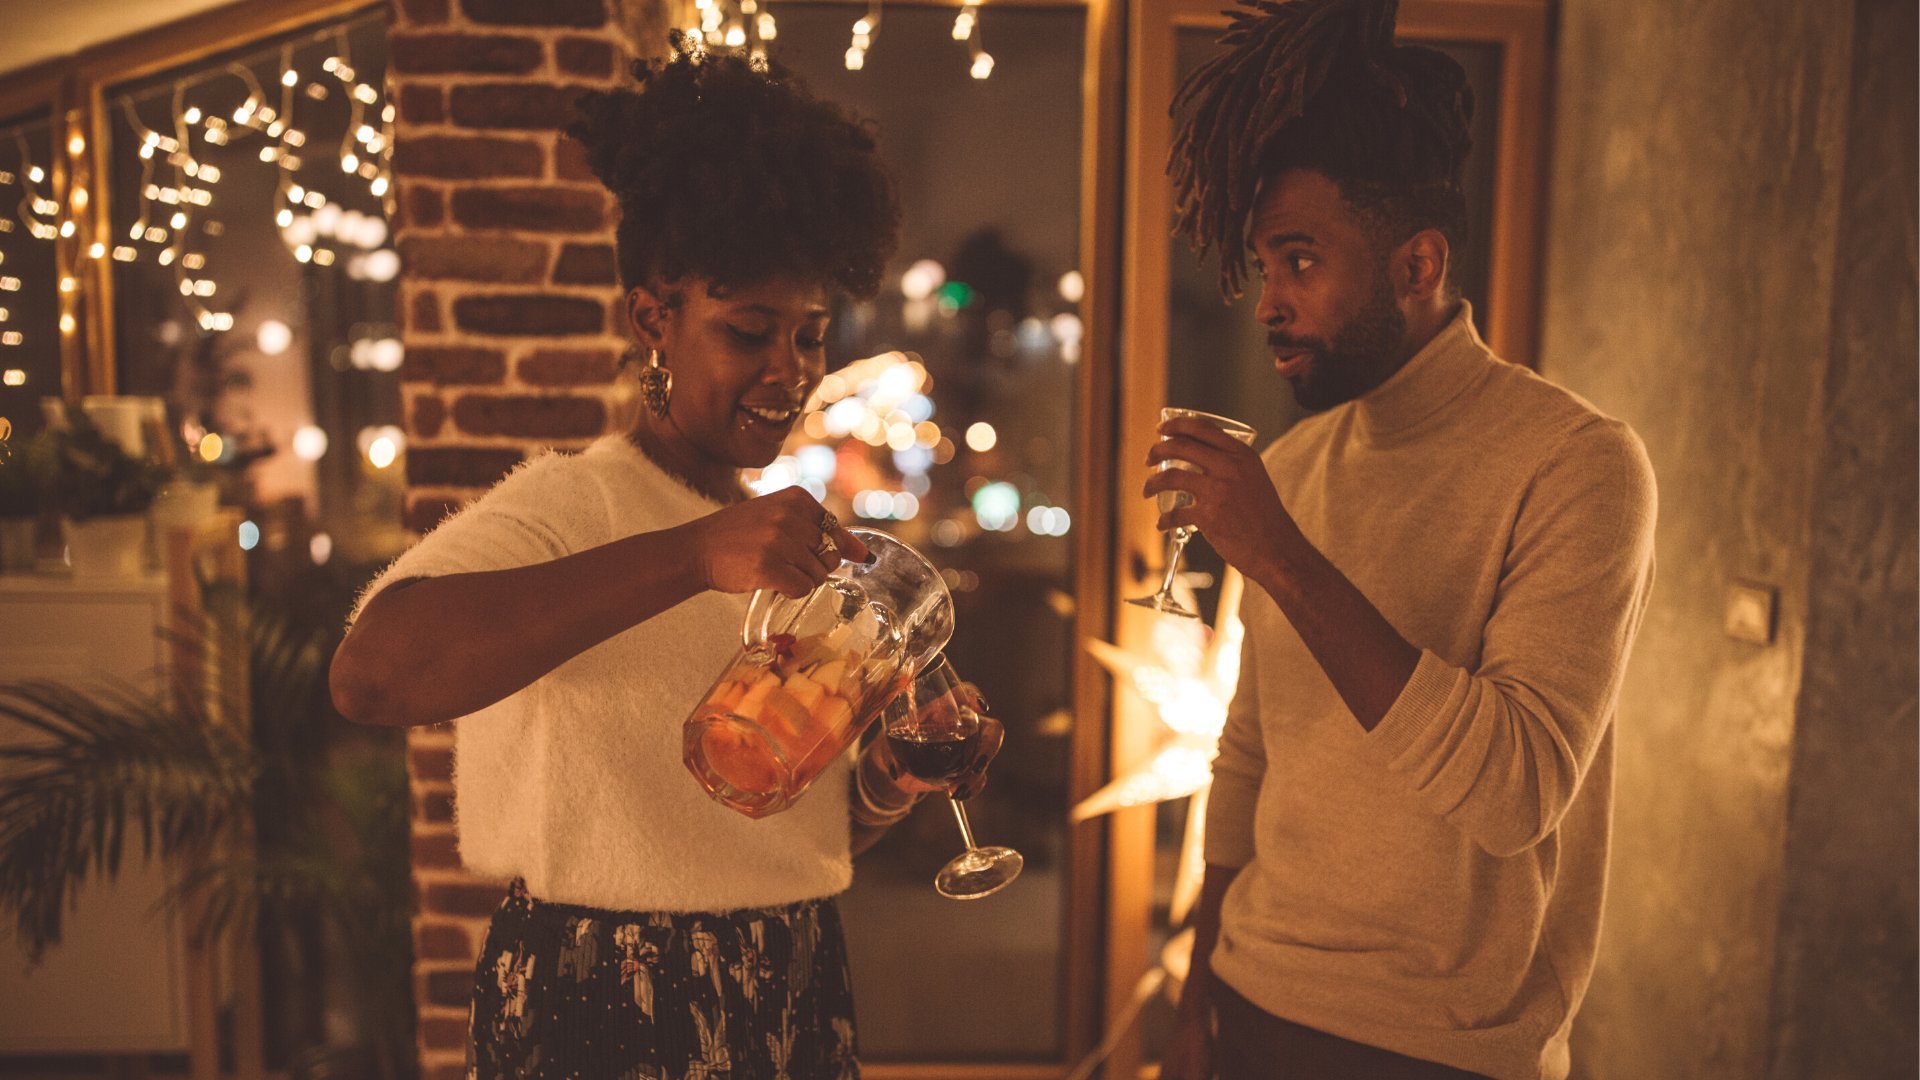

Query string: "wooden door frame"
[1109, 2, 1551, 1076]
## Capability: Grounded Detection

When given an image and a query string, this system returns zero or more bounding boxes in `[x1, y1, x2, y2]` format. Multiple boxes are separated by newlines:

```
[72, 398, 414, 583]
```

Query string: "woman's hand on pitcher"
[684, 487, 869, 598]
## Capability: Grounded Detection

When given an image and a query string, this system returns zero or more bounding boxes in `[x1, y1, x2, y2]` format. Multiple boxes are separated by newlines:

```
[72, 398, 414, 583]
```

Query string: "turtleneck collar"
[1351, 302, 1494, 445]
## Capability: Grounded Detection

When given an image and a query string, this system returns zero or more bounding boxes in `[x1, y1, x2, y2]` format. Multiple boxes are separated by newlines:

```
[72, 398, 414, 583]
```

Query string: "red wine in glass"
[885, 726, 980, 785]
[882, 657, 1023, 900]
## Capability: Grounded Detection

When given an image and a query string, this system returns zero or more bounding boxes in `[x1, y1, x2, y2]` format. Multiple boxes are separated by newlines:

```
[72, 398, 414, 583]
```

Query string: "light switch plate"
[1724, 581, 1777, 645]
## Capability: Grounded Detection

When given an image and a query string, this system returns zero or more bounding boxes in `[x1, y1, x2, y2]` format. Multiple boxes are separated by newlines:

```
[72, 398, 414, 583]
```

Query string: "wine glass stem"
[1155, 529, 1193, 598]
[948, 796, 980, 852]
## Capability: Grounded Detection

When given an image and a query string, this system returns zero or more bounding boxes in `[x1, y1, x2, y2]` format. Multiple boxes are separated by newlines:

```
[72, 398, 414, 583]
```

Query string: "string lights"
[71, 14, 395, 336]
[687, 0, 778, 69]
[845, 0, 880, 71]
[953, 1, 994, 79]
[0, 124, 53, 356]
[12, 133, 58, 241]
[842, 0, 993, 77]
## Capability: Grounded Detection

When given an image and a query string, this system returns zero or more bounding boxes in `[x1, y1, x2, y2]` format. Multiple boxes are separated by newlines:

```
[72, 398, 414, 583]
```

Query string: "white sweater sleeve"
[1205, 630, 1267, 868]
[1365, 418, 1658, 857]
[349, 453, 580, 623]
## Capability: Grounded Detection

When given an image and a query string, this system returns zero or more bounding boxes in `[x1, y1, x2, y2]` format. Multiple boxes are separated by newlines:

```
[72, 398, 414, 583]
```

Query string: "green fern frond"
[0, 678, 257, 959]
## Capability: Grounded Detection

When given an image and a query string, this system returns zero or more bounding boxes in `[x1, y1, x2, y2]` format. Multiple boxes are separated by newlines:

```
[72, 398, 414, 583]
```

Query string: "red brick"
[450, 186, 606, 233]
[410, 725, 456, 751]
[404, 495, 464, 533]
[401, 235, 550, 283]
[422, 967, 476, 1007]
[410, 744, 455, 783]
[413, 394, 448, 438]
[453, 393, 607, 438]
[394, 0, 452, 24]
[395, 134, 545, 179]
[555, 36, 618, 79]
[419, 1015, 470, 1051]
[426, 880, 512, 919]
[407, 447, 523, 488]
[402, 186, 444, 229]
[398, 85, 446, 124]
[408, 290, 445, 334]
[390, 33, 546, 76]
[518, 347, 618, 387]
[554, 135, 596, 182]
[413, 829, 463, 870]
[462, 0, 607, 29]
[452, 294, 607, 336]
[414, 920, 473, 961]
[405, 346, 509, 385]
[449, 83, 598, 130]
[552, 241, 617, 285]
[417, 788, 455, 824]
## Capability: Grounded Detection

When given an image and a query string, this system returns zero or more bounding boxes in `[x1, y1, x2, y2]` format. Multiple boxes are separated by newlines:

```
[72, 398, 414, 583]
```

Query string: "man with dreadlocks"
[1147, 2, 1657, 1079]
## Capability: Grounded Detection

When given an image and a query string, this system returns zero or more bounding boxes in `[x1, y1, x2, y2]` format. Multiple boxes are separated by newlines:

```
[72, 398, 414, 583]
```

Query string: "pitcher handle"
[743, 588, 782, 650]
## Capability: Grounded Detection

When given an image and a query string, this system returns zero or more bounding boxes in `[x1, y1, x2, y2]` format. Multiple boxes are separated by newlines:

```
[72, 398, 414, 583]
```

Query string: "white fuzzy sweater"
[357, 435, 853, 912]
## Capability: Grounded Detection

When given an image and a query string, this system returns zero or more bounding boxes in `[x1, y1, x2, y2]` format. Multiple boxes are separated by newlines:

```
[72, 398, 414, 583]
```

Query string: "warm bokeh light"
[292, 425, 329, 461]
[367, 436, 397, 469]
[257, 319, 293, 356]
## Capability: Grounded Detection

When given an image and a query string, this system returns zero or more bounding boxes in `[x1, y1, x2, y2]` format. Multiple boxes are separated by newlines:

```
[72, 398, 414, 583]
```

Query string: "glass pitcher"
[683, 527, 954, 818]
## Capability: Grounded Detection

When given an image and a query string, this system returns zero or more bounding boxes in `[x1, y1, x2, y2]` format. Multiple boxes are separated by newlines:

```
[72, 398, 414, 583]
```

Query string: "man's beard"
[1271, 270, 1409, 412]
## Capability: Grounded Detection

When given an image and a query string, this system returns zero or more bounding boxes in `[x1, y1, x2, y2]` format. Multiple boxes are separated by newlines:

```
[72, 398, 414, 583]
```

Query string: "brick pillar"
[387, 1, 664, 1074]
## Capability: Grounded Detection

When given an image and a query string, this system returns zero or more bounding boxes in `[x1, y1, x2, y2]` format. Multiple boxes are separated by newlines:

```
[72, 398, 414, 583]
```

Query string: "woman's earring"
[638, 349, 673, 419]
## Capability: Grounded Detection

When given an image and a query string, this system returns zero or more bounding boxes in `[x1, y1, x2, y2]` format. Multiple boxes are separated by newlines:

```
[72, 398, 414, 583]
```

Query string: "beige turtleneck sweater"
[1205, 305, 1657, 1080]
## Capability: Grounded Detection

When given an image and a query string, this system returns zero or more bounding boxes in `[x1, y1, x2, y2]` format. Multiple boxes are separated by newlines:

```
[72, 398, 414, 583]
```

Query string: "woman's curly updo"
[568, 39, 901, 300]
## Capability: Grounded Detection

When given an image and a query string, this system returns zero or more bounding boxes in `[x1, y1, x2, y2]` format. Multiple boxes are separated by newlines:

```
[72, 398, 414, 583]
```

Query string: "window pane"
[0, 111, 62, 439]
[99, 17, 403, 1066]
[106, 14, 405, 594]
[765, 3, 1088, 1061]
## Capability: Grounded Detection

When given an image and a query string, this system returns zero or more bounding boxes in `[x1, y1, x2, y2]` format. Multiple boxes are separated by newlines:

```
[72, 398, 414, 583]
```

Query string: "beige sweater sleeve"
[1205, 629, 1266, 868]
[1365, 417, 1658, 857]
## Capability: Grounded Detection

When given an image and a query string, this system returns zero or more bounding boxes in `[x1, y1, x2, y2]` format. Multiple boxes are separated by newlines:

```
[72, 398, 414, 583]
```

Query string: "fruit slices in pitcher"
[692, 624, 896, 800]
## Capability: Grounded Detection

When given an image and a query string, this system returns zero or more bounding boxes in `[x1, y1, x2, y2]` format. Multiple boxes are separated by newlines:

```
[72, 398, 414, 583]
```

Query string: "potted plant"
[0, 431, 48, 573]
[0, 585, 416, 1078]
[47, 413, 172, 578]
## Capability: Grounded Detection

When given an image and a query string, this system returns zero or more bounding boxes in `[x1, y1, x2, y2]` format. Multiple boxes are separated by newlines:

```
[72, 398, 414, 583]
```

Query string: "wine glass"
[882, 656, 1023, 900]
[1126, 407, 1258, 619]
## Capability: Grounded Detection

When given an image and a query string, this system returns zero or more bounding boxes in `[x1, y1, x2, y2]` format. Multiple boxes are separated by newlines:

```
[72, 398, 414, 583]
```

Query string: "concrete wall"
[1539, 0, 1915, 1076]
[1766, 0, 1919, 1075]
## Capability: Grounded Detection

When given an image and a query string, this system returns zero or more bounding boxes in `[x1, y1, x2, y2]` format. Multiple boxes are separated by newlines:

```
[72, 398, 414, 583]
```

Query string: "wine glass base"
[935, 846, 1024, 900]
[1124, 593, 1201, 619]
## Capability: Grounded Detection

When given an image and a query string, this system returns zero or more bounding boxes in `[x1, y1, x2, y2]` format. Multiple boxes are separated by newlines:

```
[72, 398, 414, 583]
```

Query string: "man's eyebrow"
[1248, 230, 1318, 250]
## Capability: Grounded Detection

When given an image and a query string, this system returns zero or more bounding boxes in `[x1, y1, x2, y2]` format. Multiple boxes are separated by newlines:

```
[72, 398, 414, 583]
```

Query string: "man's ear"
[1396, 228, 1451, 302]
[625, 284, 672, 349]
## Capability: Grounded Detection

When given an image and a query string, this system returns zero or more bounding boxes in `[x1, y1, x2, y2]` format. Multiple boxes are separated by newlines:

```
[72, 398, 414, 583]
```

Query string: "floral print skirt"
[469, 879, 859, 1080]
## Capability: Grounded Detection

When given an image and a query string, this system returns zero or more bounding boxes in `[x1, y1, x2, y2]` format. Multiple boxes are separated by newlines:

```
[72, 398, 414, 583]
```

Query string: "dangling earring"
[638, 349, 673, 419]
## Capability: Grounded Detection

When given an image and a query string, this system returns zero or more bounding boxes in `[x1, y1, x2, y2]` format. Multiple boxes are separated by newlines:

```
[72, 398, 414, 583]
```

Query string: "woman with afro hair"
[330, 38, 1001, 1078]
